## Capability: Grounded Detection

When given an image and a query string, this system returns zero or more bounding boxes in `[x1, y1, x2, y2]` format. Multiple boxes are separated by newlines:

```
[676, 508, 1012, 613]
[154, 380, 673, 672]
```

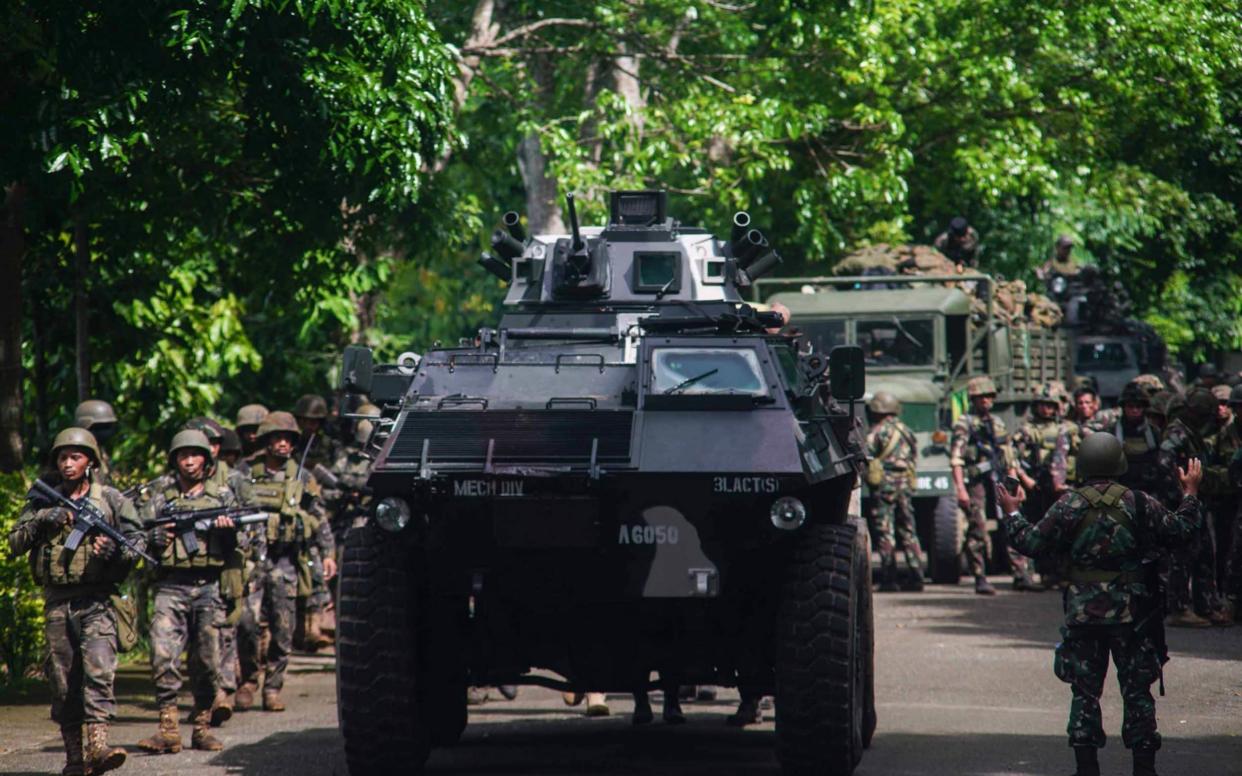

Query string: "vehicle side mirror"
[829, 346, 866, 401]
[340, 345, 374, 395]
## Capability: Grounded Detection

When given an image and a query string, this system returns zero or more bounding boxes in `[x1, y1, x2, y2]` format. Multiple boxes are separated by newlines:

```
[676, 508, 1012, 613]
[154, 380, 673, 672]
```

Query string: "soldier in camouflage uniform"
[950, 376, 1020, 595]
[1073, 386, 1114, 434]
[1110, 383, 1164, 500]
[998, 433, 1203, 776]
[235, 403, 269, 458]
[73, 399, 119, 486]
[865, 391, 924, 591]
[219, 428, 243, 469]
[1146, 391, 1173, 436]
[241, 411, 334, 711]
[136, 430, 249, 754]
[1013, 383, 1081, 589]
[8, 428, 142, 776]
[1158, 388, 1230, 627]
[1214, 386, 1242, 621]
[292, 394, 337, 651]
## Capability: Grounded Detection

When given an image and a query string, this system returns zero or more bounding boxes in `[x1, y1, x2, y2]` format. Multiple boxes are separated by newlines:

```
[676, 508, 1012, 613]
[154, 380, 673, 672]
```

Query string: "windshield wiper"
[891, 316, 926, 350]
[664, 368, 719, 394]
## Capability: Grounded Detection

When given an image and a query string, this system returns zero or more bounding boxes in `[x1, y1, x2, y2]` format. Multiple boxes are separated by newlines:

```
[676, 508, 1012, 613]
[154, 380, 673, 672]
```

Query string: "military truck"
[335, 192, 876, 775]
[754, 275, 1072, 583]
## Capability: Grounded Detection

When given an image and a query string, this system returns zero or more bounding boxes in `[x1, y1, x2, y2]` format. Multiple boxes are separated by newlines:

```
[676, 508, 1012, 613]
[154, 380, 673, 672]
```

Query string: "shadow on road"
[209, 726, 345, 773]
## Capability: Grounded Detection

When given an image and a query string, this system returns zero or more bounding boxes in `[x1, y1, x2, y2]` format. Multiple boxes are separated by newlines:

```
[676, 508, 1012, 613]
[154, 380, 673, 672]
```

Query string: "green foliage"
[0, 471, 44, 684]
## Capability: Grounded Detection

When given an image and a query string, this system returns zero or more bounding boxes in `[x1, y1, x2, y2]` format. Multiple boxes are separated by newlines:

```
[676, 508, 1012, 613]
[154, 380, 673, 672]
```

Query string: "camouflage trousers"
[1167, 513, 1221, 614]
[305, 546, 330, 615]
[1054, 624, 1162, 750]
[237, 567, 267, 690]
[260, 555, 298, 692]
[963, 481, 1029, 578]
[149, 576, 225, 710]
[870, 479, 923, 572]
[218, 622, 239, 694]
[44, 596, 119, 726]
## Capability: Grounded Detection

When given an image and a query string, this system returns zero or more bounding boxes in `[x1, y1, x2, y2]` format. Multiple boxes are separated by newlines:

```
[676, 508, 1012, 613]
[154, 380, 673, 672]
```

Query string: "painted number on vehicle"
[618, 524, 680, 545]
[712, 476, 779, 494]
[453, 480, 525, 497]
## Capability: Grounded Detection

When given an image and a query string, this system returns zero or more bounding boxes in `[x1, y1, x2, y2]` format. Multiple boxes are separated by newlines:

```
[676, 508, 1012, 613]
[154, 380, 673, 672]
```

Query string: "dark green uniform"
[1001, 483, 1202, 751]
[866, 415, 923, 582]
[1158, 419, 1226, 616]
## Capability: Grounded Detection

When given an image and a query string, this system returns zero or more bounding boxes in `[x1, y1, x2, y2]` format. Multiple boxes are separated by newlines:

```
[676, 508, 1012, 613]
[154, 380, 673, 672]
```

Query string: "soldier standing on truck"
[951, 376, 1022, 595]
[1159, 388, 1231, 627]
[933, 216, 980, 268]
[1013, 383, 1081, 589]
[997, 434, 1204, 776]
[865, 391, 924, 591]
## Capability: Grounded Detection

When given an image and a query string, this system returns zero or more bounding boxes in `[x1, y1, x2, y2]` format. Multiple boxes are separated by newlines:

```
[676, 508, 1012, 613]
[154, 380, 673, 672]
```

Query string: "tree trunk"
[0, 183, 25, 471]
[612, 45, 645, 135]
[518, 58, 565, 235]
[73, 212, 90, 402]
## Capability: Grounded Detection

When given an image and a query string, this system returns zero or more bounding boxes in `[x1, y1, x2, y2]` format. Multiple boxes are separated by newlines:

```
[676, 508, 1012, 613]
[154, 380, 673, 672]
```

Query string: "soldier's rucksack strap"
[876, 424, 903, 462]
[1072, 483, 1132, 538]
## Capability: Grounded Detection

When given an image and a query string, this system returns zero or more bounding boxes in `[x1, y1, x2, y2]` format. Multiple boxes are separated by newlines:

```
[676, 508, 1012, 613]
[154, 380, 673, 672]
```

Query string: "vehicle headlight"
[770, 497, 807, 531]
[374, 497, 411, 533]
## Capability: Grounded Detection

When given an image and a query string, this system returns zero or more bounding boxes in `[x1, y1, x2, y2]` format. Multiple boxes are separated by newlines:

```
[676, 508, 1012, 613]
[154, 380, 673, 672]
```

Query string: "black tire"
[859, 534, 877, 751]
[928, 496, 963, 585]
[776, 522, 867, 776]
[336, 524, 430, 774]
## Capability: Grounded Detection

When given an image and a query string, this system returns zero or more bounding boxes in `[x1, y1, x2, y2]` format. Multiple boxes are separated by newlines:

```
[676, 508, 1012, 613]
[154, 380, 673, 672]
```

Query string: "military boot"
[726, 695, 763, 727]
[305, 612, 333, 650]
[191, 709, 224, 751]
[903, 562, 925, 592]
[1071, 746, 1100, 776]
[1133, 748, 1158, 776]
[662, 691, 686, 724]
[84, 723, 126, 774]
[235, 681, 258, 711]
[262, 689, 286, 712]
[975, 575, 997, 596]
[137, 705, 182, 754]
[210, 688, 234, 727]
[59, 725, 85, 776]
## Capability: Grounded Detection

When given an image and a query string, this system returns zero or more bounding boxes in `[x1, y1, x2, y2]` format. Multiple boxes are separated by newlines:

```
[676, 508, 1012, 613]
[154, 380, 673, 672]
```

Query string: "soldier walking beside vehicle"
[951, 376, 1022, 595]
[137, 430, 244, 754]
[8, 428, 143, 776]
[865, 391, 924, 591]
[998, 433, 1203, 776]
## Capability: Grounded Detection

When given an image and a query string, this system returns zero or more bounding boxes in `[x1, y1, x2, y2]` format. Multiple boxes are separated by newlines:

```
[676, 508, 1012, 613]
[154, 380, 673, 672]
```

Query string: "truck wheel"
[776, 522, 866, 775]
[929, 496, 963, 585]
[860, 544, 877, 751]
[336, 524, 430, 774]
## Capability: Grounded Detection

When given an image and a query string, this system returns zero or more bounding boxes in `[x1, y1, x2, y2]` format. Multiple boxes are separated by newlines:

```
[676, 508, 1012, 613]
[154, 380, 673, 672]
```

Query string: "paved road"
[2, 580, 1239, 775]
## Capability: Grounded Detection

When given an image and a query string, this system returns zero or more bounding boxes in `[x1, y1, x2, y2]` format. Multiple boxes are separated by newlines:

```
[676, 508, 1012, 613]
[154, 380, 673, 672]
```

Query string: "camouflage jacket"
[1081, 407, 1119, 434]
[949, 412, 1014, 479]
[1158, 419, 1227, 502]
[140, 472, 262, 565]
[244, 458, 334, 557]
[1213, 418, 1242, 467]
[1001, 482, 1202, 626]
[1012, 416, 1080, 486]
[866, 416, 917, 472]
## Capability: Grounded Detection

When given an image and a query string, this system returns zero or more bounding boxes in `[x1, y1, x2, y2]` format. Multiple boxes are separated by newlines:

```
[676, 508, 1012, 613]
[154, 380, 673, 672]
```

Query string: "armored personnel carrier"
[335, 191, 873, 775]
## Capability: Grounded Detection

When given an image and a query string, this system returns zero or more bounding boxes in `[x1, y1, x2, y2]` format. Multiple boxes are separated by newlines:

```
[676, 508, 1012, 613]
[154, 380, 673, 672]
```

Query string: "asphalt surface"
[1, 580, 1239, 776]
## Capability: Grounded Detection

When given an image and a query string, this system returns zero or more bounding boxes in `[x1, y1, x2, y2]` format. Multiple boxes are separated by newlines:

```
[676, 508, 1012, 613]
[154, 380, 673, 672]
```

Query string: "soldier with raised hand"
[1013, 383, 1082, 589]
[998, 434, 1203, 776]
[1158, 388, 1230, 627]
[865, 391, 924, 591]
[74, 399, 119, 486]
[241, 411, 334, 711]
[136, 430, 246, 755]
[951, 375, 1021, 595]
[8, 428, 143, 776]
[234, 404, 269, 457]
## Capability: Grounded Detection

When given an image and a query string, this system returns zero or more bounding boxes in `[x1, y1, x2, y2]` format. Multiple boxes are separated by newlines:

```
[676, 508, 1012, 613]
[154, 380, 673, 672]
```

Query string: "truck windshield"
[1077, 342, 1131, 371]
[651, 348, 767, 396]
[799, 320, 847, 355]
[857, 318, 934, 366]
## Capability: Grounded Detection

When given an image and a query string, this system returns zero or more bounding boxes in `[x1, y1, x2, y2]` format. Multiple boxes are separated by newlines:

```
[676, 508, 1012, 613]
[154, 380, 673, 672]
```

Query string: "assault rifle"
[143, 505, 269, 556]
[29, 479, 158, 566]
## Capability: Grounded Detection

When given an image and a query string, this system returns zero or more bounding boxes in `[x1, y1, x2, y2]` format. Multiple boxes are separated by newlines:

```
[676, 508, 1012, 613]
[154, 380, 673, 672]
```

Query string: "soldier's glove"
[38, 507, 70, 533]
[149, 526, 172, 551]
[92, 535, 119, 560]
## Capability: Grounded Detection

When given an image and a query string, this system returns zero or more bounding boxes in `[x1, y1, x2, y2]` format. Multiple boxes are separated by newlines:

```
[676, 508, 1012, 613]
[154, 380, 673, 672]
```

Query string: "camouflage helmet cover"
[1211, 384, 1231, 402]
[966, 376, 997, 398]
[74, 399, 117, 429]
[257, 411, 300, 440]
[1132, 374, 1165, 395]
[294, 394, 328, 419]
[235, 404, 269, 429]
[1119, 382, 1150, 407]
[50, 427, 102, 464]
[184, 416, 224, 441]
[168, 429, 213, 466]
[867, 391, 901, 415]
[1032, 382, 1061, 405]
[219, 427, 242, 454]
[1077, 432, 1128, 479]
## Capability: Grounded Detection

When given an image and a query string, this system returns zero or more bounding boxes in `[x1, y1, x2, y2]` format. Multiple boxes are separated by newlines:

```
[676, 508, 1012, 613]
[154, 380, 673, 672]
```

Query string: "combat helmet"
[220, 428, 242, 455]
[1147, 391, 1173, 419]
[235, 404, 269, 430]
[867, 391, 901, 415]
[1032, 382, 1061, 406]
[168, 429, 214, 468]
[74, 399, 117, 429]
[184, 416, 224, 442]
[257, 411, 300, 440]
[50, 427, 102, 465]
[1077, 432, 1128, 479]
[966, 376, 997, 398]
[1184, 387, 1217, 423]
[1132, 374, 1165, 396]
[1212, 384, 1231, 403]
[1118, 382, 1150, 407]
[294, 394, 328, 419]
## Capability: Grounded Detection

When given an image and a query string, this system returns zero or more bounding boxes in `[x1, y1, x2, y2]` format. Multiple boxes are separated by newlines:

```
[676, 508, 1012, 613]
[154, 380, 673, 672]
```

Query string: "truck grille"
[388, 410, 633, 464]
